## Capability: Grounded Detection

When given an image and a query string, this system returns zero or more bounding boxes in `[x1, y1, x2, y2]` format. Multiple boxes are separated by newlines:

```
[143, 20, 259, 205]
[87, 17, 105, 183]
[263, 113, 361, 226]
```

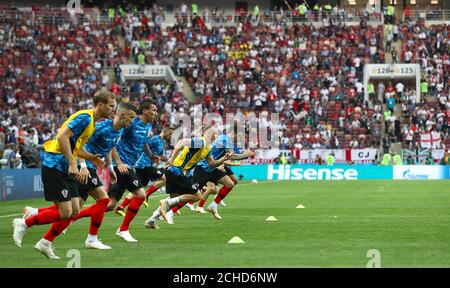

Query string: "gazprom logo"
[402, 168, 428, 180]
[267, 165, 358, 180]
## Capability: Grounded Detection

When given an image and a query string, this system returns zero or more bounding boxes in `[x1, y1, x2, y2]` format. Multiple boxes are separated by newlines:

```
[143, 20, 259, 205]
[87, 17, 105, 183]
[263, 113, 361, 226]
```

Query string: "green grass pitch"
[0, 180, 449, 268]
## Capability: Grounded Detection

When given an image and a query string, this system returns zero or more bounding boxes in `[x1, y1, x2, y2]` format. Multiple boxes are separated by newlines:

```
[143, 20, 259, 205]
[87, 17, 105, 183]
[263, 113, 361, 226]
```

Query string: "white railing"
[403, 9, 450, 22]
[0, 7, 383, 26]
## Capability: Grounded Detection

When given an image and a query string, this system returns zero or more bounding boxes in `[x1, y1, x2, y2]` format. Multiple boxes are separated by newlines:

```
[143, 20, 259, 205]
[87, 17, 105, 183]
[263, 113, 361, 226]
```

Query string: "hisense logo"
[267, 165, 358, 180]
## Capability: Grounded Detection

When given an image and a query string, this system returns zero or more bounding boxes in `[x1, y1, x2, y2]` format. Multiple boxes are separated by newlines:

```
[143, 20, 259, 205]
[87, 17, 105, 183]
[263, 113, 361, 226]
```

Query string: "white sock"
[167, 210, 174, 218]
[87, 234, 98, 242]
[167, 197, 180, 207]
[30, 208, 39, 217]
[150, 208, 160, 221]
[210, 201, 218, 209]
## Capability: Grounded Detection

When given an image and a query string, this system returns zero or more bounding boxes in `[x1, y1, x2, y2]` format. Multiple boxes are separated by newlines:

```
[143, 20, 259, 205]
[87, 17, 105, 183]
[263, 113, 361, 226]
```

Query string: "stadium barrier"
[0, 169, 43, 202]
[0, 165, 448, 201]
[231, 165, 450, 181]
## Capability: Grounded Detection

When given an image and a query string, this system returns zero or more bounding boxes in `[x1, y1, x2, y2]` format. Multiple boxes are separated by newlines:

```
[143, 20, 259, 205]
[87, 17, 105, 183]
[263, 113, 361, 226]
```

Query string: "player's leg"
[13, 167, 77, 249]
[40, 197, 85, 250]
[108, 180, 127, 216]
[116, 169, 146, 242]
[22, 204, 58, 219]
[197, 182, 215, 213]
[162, 190, 203, 224]
[220, 167, 238, 207]
[208, 175, 235, 220]
[145, 169, 166, 199]
[117, 192, 134, 212]
[80, 186, 111, 249]
[145, 192, 179, 229]
[33, 197, 80, 259]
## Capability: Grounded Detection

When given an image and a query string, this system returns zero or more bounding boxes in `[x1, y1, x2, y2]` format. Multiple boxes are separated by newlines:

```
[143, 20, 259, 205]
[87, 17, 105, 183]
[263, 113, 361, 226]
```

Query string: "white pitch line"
[0, 213, 22, 219]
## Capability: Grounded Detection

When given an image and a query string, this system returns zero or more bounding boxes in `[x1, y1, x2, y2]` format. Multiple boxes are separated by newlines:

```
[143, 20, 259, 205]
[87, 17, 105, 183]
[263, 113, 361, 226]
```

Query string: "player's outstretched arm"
[206, 152, 232, 169]
[143, 144, 161, 164]
[231, 149, 256, 160]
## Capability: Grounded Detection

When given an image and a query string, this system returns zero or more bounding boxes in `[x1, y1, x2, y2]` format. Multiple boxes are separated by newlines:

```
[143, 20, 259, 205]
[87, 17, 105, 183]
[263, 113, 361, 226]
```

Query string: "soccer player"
[12, 89, 116, 259]
[106, 99, 159, 242]
[170, 132, 254, 220]
[22, 102, 138, 252]
[115, 124, 174, 216]
[144, 125, 231, 229]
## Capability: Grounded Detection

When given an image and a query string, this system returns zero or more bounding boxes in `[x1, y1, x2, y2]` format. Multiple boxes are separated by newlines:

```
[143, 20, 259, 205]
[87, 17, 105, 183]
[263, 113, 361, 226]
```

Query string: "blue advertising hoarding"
[231, 165, 449, 181]
[0, 165, 448, 201]
[0, 169, 44, 201]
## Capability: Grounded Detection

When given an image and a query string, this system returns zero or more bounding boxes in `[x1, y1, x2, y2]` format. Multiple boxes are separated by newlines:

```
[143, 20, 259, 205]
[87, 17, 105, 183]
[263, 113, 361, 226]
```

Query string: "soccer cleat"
[144, 219, 160, 230]
[185, 203, 196, 211]
[166, 213, 174, 225]
[196, 206, 207, 214]
[34, 239, 60, 259]
[22, 206, 37, 219]
[85, 239, 112, 250]
[158, 215, 164, 221]
[207, 205, 222, 220]
[115, 207, 126, 217]
[115, 229, 138, 242]
[219, 200, 227, 207]
[143, 200, 149, 208]
[12, 218, 28, 248]
[159, 199, 169, 222]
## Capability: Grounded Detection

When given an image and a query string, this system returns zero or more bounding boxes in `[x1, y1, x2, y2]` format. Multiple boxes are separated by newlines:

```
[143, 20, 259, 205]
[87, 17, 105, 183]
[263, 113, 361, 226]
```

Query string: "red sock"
[89, 198, 109, 236]
[214, 186, 233, 204]
[171, 202, 186, 213]
[198, 199, 206, 208]
[119, 197, 144, 231]
[188, 202, 194, 205]
[119, 197, 132, 209]
[145, 185, 158, 197]
[25, 209, 61, 227]
[74, 204, 95, 221]
[38, 205, 57, 213]
[43, 219, 71, 242]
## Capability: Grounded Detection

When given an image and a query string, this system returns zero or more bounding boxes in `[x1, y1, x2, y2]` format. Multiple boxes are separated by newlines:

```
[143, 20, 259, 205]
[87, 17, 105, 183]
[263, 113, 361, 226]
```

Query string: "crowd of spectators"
[0, 4, 448, 168]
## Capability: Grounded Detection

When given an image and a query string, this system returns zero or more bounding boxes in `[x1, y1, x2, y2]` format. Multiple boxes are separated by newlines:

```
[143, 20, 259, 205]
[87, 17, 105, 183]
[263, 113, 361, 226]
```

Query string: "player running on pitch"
[144, 125, 232, 229]
[12, 89, 116, 259]
[22, 102, 138, 253]
[115, 124, 174, 216]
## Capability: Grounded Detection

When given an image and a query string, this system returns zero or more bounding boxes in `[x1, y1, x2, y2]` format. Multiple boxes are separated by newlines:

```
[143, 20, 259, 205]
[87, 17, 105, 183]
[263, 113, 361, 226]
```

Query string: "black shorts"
[165, 169, 200, 195]
[107, 167, 144, 201]
[135, 167, 164, 186]
[193, 166, 227, 190]
[224, 166, 234, 176]
[78, 168, 103, 202]
[42, 166, 79, 203]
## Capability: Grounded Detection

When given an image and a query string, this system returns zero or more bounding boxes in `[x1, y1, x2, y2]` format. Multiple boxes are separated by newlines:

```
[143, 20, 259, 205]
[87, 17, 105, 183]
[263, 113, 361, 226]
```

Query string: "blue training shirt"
[114, 117, 152, 167]
[134, 135, 165, 169]
[197, 134, 233, 173]
[42, 113, 92, 174]
[83, 120, 123, 170]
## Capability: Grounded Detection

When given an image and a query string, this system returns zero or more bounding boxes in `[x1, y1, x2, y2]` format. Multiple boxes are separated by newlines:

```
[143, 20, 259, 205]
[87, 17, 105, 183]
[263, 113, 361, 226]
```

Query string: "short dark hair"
[138, 99, 155, 114]
[117, 102, 138, 114]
